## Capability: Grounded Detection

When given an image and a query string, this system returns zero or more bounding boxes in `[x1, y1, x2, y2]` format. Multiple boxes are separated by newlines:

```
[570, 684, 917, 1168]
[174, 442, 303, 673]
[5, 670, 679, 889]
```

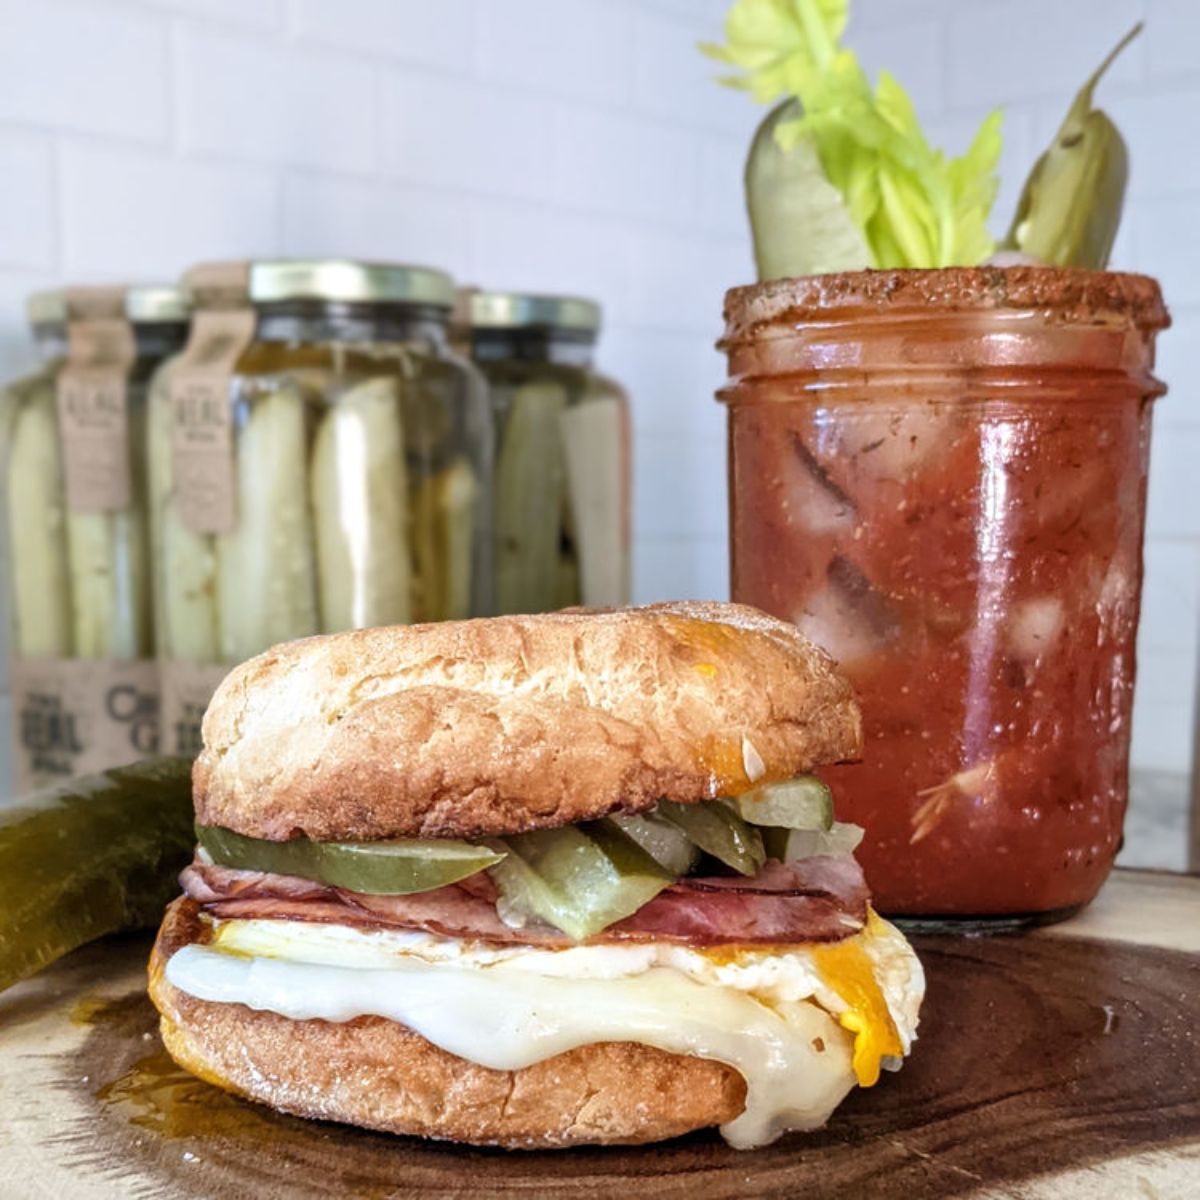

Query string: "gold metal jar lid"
[26, 289, 67, 328]
[249, 260, 455, 308]
[125, 284, 190, 324]
[467, 290, 601, 334]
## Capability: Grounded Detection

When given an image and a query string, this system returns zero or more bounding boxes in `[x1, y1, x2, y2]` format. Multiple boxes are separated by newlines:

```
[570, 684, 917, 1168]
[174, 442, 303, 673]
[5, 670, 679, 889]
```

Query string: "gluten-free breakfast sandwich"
[148, 601, 924, 1149]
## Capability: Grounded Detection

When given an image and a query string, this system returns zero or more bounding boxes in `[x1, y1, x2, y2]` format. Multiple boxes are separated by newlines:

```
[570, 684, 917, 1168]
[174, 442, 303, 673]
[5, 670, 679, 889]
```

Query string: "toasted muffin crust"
[194, 602, 862, 841]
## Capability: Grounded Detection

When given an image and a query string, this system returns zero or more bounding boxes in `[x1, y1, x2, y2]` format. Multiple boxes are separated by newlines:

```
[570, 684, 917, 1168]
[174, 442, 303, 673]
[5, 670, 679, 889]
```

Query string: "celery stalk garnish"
[702, 0, 1003, 275]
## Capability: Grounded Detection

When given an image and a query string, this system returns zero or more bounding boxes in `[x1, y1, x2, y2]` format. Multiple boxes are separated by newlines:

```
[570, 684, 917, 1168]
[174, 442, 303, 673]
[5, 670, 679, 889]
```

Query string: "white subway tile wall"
[0, 0, 1194, 796]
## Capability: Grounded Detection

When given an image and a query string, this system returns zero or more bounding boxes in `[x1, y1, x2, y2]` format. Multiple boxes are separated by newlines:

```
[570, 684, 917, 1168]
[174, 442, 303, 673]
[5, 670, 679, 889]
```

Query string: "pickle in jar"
[147, 363, 220, 662]
[66, 400, 152, 661]
[217, 385, 320, 662]
[311, 376, 412, 630]
[412, 458, 478, 622]
[5, 377, 74, 657]
[495, 381, 570, 614]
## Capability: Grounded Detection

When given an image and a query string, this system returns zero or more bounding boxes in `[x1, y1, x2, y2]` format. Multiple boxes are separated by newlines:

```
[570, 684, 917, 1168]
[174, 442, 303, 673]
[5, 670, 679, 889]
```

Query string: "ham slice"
[180, 854, 868, 948]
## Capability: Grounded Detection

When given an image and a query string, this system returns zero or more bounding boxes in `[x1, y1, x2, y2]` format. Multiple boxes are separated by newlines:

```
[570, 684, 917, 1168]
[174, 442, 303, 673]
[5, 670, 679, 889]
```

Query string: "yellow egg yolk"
[812, 909, 904, 1086]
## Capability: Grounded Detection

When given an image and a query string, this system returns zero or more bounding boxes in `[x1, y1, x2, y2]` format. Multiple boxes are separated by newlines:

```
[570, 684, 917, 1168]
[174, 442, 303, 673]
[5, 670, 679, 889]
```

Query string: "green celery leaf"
[703, 0, 1004, 272]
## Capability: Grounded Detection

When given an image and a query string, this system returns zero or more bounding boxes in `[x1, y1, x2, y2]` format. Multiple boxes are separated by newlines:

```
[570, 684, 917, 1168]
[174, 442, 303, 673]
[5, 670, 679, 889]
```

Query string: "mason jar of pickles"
[4, 285, 189, 790]
[151, 260, 492, 756]
[466, 291, 631, 613]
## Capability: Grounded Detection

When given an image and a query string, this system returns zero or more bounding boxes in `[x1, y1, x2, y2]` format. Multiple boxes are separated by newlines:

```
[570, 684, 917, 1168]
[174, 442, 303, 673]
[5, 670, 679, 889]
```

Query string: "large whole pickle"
[197, 825, 505, 894]
[412, 458, 478, 622]
[490, 823, 673, 941]
[217, 386, 319, 662]
[0, 758, 194, 994]
[657, 799, 765, 876]
[5, 377, 74, 656]
[495, 381, 570, 614]
[147, 364, 220, 661]
[311, 376, 412, 630]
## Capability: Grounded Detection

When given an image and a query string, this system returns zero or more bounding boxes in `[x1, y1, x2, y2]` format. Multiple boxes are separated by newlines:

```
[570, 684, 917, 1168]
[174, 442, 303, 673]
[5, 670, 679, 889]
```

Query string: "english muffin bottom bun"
[152, 602, 925, 1149]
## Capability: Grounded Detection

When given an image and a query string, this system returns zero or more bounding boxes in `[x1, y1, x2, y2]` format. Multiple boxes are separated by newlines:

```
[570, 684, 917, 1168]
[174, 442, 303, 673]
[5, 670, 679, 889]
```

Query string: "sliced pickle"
[732, 777, 834, 831]
[782, 823, 865, 862]
[0, 758, 194, 994]
[657, 800, 764, 877]
[604, 811, 700, 877]
[196, 825, 504, 895]
[490, 824, 673, 941]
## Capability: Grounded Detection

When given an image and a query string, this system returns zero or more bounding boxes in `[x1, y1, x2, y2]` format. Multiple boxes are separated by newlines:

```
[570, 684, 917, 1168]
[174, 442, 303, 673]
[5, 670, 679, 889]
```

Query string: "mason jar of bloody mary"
[720, 267, 1169, 927]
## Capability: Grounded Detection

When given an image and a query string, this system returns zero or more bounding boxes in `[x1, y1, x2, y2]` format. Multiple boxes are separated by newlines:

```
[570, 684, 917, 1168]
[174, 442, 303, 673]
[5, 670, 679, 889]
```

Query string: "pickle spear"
[491, 823, 673, 941]
[310, 376, 412, 631]
[559, 383, 629, 606]
[66, 400, 153, 660]
[413, 459, 478, 622]
[495, 382, 569, 615]
[196, 825, 504, 895]
[217, 386, 319, 662]
[0, 758, 194, 994]
[146, 365, 219, 661]
[745, 99, 873, 280]
[1002, 24, 1141, 269]
[657, 800, 765, 876]
[5, 379, 74, 656]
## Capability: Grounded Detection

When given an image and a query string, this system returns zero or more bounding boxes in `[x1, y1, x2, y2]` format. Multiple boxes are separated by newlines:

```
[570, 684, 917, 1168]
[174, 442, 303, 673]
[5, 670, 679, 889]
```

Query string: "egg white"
[208, 909, 923, 1054]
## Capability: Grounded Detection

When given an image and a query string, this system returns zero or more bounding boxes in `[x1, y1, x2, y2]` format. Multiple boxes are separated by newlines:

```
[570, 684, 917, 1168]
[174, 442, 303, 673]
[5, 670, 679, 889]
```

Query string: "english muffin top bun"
[195, 601, 862, 842]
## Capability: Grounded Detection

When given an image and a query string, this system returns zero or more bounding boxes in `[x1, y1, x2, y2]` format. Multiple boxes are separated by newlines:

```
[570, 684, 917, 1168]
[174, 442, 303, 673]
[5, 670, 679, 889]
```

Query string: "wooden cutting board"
[1, 869, 1198, 1199]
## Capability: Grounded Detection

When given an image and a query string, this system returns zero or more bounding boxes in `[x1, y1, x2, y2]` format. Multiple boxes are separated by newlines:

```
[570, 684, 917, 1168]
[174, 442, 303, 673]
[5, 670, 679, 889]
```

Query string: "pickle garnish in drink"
[1002, 25, 1140, 269]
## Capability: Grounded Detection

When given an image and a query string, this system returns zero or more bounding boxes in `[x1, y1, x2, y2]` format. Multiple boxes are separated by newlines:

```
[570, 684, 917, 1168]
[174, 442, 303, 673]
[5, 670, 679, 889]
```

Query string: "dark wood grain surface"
[2, 870, 1198, 1199]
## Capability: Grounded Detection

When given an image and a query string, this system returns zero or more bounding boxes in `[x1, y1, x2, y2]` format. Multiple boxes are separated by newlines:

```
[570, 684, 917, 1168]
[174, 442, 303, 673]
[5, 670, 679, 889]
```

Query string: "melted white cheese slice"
[166, 917, 922, 1148]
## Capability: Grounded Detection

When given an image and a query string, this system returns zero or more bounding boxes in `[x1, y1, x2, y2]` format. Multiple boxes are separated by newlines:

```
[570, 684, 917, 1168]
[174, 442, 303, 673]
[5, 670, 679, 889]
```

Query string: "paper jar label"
[159, 661, 231, 758]
[9, 657, 160, 794]
[168, 302, 256, 536]
[56, 369, 131, 512]
[57, 288, 136, 514]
